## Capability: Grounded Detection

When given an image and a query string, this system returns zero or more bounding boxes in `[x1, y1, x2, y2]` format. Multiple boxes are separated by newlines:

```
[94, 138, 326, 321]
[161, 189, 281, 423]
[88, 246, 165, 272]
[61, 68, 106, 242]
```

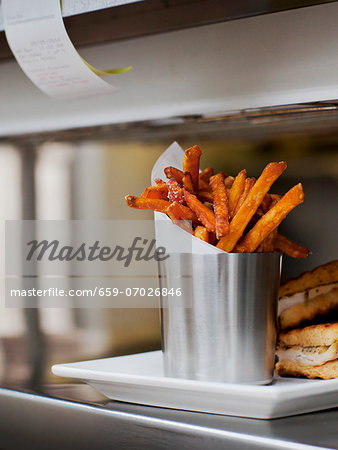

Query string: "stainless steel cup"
[159, 252, 281, 384]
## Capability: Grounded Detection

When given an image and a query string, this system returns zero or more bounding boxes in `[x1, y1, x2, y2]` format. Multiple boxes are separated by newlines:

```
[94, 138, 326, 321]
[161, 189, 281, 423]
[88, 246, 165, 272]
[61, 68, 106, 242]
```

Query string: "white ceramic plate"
[52, 351, 338, 419]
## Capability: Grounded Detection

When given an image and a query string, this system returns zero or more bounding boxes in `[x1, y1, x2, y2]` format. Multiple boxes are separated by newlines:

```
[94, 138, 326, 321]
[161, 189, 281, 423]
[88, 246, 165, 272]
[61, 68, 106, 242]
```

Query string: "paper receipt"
[2, 0, 120, 100]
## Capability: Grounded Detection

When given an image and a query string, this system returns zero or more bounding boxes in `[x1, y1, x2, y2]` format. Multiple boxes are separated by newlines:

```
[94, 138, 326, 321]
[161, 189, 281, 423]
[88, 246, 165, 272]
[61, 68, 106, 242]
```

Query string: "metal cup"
[159, 252, 281, 384]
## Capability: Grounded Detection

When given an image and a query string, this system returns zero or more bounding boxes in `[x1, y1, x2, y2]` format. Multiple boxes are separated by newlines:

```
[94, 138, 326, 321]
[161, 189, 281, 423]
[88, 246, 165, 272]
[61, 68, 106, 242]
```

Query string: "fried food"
[182, 172, 195, 194]
[142, 183, 169, 199]
[126, 146, 307, 257]
[199, 167, 213, 184]
[194, 226, 210, 243]
[166, 201, 197, 222]
[257, 228, 277, 253]
[210, 172, 230, 239]
[167, 178, 184, 204]
[275, 233, 310, 259]
[184, 189, 216, 232]
[228, 169, 246, 220]
[217, 162, 287, 252]
[199, 179, 211, 191]
[235, 183, 304, 253]
[125, 195, 171, 213]
[276, 323, 338, 379]
[233, 177, 256, 217]
[183, 145, 202, 192]
[198, 190, 214, 203]
[278, 261, 338, 330]
[164, 166, 184, 185]
[279, 260, 338, 298]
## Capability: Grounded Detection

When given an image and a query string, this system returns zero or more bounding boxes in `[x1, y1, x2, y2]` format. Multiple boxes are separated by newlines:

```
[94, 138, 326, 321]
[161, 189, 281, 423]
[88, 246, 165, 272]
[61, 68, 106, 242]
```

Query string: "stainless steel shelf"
[0, 384, 337, 450]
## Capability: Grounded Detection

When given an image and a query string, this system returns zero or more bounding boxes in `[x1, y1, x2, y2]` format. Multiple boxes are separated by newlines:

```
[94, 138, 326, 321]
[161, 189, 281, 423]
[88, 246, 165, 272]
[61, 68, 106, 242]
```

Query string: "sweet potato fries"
[125, 145, 309, 257]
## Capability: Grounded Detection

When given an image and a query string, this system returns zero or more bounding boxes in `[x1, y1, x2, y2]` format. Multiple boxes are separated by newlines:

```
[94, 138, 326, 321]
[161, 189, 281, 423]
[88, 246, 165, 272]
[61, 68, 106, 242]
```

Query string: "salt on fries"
[125, 145, 309, 257]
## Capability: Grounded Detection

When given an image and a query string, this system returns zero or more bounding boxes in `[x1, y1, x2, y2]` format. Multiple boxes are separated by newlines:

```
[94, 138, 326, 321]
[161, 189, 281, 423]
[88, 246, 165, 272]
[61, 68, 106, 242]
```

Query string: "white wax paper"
[151, 142, 224, 254]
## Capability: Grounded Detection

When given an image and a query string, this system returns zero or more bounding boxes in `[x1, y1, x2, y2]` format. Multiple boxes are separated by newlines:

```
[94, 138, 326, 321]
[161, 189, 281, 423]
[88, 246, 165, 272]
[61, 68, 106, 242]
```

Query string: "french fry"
[142, 184, 168, 199]
[166, 201, 197, 222]
[251, 193, 280, 224]
[208, 232, 217, 245]
[199, 170, 226, 191]
[275, 233, 310, 258]
[198, 190, 214, 203]
[235, 183, 304, 253]
[199, 179, 211, 191]
[125, 195, 171, 213]
[260, 194, 272, 213]
[224, 175, 234, 189]
[184, 189, 216, 232]
[126, 146, 308, 258]
[166, 203, 193, 233]
[183, 172, 195, 194]
[233, 177, 256, 216]
[210, 173, 230, 238]
[181, 221, 193, 233]
[270, 194, 282, 202]
[217, 162, 287, 252]
[194, 226, 210, 243]
[199, 167, 213, 183]
[183, 145, 202, 192]
[167, 178, 184, 204]
[164, 167, 184, 185]
[257, 228, 277, 253]
[228, 169, 246, 219]
[256, 195, 279, 219]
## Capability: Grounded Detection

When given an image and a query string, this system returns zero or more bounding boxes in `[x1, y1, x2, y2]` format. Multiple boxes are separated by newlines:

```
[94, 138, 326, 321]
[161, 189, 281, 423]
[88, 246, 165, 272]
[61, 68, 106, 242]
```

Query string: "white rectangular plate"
[52, 351, 338, 419]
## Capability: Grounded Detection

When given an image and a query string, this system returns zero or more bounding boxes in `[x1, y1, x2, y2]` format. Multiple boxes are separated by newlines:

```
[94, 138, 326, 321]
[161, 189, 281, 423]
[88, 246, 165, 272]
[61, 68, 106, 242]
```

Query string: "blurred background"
[0, 117, 337, 388]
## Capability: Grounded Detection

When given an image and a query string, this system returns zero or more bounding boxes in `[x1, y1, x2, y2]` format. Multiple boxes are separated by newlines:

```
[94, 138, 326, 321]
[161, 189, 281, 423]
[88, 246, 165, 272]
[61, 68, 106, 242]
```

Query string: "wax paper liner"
[151, 142, 224, 254]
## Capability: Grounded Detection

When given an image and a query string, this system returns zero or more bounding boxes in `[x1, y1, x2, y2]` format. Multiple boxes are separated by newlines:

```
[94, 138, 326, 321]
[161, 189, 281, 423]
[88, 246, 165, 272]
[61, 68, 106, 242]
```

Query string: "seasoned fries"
[167, 178, 184, 204]
[217, 162, 287, 252]
[125, 195, 171, 213]
[166, 202, 197, 222]
[228, 169, 246, 219]
[198, 190, 214, 203]
[235, 183, 304, 253]
[125, 145, 309, 258]
[275, 233, 310, 258]
[184, 189, 216, 232]
[257, 229, 278, 253]
[199, 179, 211, 191]
[183, 145, 202, 192]
[164, 167, 184, 185]
[194, 226, 210, 243]
[183, 172, 195, 194]
[142, 183, 169, 199]
[233, 177, 256, 217]
[199, 167, 213, 184]
[210, 173, 230, 239]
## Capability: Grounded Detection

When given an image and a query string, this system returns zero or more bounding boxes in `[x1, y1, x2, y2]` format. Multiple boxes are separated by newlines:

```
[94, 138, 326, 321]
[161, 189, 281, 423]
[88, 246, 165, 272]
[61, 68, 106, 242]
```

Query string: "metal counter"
[0, 384, 337, 450]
